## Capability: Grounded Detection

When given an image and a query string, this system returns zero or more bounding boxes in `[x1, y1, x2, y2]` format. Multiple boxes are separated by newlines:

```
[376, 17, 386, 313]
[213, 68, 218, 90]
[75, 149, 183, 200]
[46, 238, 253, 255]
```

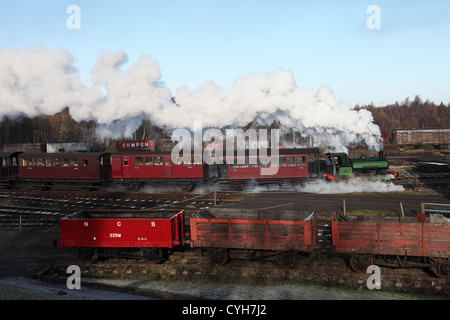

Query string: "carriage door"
[122, 157, 130, 178]
[163, 156, 173, 178]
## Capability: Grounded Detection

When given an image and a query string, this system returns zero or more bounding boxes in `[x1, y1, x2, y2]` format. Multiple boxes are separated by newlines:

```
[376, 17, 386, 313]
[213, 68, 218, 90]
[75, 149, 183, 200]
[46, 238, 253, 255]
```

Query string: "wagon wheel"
[231, 181, 244, 191]
[127, 182, 141, 191]
[208, 248, 229, 266]
[276, 250, 298, 269]
[429, 259, 449, 278]
[78, 248, 98, 262]
[178, 182, 195, 192]
[144, 248, 164, 264]
[349, 255, 374, 273]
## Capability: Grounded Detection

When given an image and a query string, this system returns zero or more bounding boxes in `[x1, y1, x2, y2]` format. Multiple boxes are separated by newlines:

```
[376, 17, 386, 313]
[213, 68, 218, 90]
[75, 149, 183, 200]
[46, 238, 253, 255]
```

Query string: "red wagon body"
[189, 209, 317, 267]
[331, 215, 450, 276]
[331, 218, 450, 258]
[191, 217, 317, 252]
[59, 209, 185, 249]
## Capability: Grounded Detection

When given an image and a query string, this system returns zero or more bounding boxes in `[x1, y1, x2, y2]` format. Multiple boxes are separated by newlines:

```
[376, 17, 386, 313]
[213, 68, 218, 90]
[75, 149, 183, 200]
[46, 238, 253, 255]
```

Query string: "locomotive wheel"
[276, 250, 298, 269]
[349, 255, 374, 273]
[144, 248, 164, 264]
[207, 248, 229, 266]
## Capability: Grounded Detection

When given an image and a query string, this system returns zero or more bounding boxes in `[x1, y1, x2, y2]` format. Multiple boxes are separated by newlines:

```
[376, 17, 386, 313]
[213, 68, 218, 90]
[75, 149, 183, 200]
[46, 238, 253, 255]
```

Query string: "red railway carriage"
[0, 152, 20, 187]
[331, 215, 450, 277]
[190, 209, 318, 268]
[226, 148, 320, 190]
[111, 151, 208, 191]
[58, 209, 185, 263]
[18, 152, 111, 188]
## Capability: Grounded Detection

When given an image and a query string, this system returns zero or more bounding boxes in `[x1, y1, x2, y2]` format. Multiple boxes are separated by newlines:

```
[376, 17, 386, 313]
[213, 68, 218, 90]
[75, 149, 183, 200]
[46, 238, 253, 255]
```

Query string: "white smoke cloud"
[0, 46, 382, 150]
[0, 46, 100, 119]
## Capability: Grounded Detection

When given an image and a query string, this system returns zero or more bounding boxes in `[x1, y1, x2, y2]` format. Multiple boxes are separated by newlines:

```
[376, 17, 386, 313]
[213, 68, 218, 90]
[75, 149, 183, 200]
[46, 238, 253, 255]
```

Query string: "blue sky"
[1, 0, 450, 106]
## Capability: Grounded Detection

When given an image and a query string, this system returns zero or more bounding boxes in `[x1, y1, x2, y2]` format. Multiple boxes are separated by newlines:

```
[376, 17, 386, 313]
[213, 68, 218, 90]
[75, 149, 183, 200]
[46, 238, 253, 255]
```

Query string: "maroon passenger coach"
[0, 152, 20, 187]
[226, 148, 320, 191]
[18, 152, 111, 189]
[111, 151, 208, 191]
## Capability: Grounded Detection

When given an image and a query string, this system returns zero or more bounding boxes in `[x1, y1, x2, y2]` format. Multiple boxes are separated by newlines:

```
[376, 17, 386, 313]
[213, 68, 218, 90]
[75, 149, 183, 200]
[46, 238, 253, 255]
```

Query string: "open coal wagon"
[189, 208, 318, 268]
[331, 213, 450, 277]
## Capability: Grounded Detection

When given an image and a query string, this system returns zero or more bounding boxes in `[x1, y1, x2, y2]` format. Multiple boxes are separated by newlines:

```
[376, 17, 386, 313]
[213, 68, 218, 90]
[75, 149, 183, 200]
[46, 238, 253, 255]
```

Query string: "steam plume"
[0, 46, 382, 150]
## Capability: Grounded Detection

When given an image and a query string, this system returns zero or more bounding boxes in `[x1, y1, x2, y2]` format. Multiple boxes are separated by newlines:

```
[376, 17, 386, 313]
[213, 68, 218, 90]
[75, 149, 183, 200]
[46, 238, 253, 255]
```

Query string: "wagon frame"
[190, 209, 318, 268]
[331, 214, 450, 277]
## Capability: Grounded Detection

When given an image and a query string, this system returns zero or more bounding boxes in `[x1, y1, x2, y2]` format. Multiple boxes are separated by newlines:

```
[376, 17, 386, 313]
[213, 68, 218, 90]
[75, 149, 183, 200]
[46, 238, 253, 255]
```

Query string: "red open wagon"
[331, 214, 450, 277]
[58, 209, 185, 263]
[190, 208, 318, 268]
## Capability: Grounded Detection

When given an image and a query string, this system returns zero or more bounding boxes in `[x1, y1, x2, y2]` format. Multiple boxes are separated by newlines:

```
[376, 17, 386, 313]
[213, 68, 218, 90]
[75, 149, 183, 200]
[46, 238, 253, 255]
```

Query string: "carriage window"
[29, 158, 36, 166]
[249, 157, 258, 167]
[165, 158, 171, 166]
[183, 156, 191, 165]
[154, 156, 163, 166]
[279, 156, 286, 167]
[296, 156, 306, 166]
[240, 157, 249, 168]
[54, 158, 60, 166]
[259, 157, 268, 167]
[71, 158, 78, 167]
[2, 158, 6, 167]
[193, 156, 202, 165]
[37, 158, 44, 167]
[45, 159, 52, 167]
[135, 157, 143, 166]
[230, 160, 239, 168]
[123, 158, 128, 166]
[172, 156, 181, 165]
[21, 159, 27, 167]
[287, 157, 295, 166]
[62, 158, 69, 167]
[145, 157, 153, 166]
[12, 158, 17, 166]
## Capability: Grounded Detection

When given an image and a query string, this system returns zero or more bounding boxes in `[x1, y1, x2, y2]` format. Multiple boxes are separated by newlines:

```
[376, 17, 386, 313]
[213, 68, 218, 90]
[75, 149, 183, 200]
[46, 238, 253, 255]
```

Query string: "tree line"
[355, 96, 449, 139]
[0, 97, 448, 150]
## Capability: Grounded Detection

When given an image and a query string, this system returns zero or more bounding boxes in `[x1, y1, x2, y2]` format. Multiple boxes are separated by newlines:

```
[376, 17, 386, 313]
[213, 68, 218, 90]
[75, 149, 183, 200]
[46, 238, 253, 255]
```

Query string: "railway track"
[0, 189, 247, 228]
